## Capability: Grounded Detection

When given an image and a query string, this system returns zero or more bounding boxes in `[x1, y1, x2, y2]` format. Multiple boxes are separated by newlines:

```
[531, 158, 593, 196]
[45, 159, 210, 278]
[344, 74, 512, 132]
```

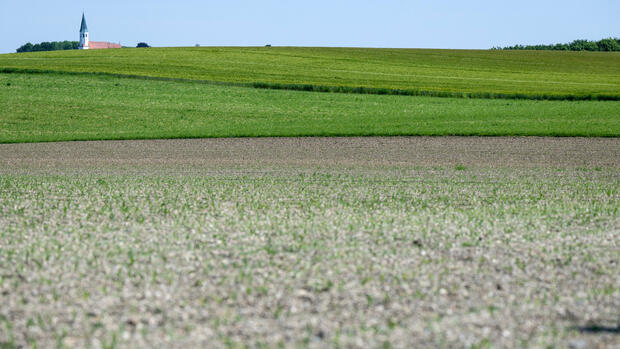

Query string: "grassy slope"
[1, 47, 619, 99]
[1, 73, 619, 143]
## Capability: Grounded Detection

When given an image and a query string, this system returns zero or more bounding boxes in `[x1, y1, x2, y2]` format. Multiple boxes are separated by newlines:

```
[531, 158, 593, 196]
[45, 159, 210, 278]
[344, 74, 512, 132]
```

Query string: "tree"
[16, 41, 79, 53]
[597, 38, 620, 52]
[581, 41, 599, 51]
[496, 38, 620, 52]
[16, 42, 34, 53]
[569, 40, 588, 51]
[61, 41, 75, 50]
[136, 42, 150, 48]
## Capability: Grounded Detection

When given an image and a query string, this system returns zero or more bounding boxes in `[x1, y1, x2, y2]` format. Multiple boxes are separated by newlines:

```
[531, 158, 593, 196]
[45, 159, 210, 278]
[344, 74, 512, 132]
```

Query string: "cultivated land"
[1, 45, 618, 348]
[1, 47, 620, 100]
[0, 138, 619, 348]
[2, 73, 619, 143]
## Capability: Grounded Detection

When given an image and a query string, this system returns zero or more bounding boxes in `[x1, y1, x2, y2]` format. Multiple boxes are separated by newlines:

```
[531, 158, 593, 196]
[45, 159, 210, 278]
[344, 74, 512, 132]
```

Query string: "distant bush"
[493, 38, 620, 52]
[16, 41, 79, 53]
[136, 42, 150, 48]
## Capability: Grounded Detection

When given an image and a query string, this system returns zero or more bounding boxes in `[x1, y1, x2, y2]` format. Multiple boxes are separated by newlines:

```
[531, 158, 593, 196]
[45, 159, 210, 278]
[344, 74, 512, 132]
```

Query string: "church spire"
[80, 13, 88, 33]
[79, 13, 89, 49]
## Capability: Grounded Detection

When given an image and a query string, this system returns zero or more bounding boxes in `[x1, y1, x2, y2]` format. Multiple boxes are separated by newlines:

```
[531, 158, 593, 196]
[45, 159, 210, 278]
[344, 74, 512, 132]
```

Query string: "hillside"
[1, 47, 619, 100]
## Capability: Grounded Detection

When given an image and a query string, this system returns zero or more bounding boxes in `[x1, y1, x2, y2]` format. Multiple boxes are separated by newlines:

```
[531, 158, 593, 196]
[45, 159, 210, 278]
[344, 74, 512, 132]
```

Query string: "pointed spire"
[80, 13, 88, 33]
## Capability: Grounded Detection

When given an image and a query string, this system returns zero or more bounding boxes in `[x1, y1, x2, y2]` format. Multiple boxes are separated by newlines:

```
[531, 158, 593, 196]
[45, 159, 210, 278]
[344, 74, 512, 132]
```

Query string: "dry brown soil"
[1, 137, 619, 170]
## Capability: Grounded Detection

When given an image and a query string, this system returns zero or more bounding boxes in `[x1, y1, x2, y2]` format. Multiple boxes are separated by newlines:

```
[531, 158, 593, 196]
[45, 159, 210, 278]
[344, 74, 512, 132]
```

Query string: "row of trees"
[494, 38, 620, 52]
[16, 42, 150, 52]
[16, 41, 80, 53]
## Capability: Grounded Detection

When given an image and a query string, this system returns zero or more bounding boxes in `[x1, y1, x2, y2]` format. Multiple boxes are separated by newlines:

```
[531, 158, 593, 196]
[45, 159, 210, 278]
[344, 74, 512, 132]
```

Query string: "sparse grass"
[0, 166, 618, 348]
[0, 138, 618, 348]
[1, 72, 619, 143]
[1, 46, 619, 100]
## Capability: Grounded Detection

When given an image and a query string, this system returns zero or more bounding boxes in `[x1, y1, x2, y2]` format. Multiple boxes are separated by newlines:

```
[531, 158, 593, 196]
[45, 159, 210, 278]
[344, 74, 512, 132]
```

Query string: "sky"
[1, 0, 619, 54]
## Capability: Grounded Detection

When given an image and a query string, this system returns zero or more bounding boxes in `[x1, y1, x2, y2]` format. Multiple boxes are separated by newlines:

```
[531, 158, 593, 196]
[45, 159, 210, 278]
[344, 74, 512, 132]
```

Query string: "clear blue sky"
[1, 0, 619, 54]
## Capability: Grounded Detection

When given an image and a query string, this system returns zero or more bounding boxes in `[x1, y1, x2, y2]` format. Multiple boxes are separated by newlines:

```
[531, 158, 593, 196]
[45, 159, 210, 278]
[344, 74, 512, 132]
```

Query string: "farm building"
[79, 13, 121, 50]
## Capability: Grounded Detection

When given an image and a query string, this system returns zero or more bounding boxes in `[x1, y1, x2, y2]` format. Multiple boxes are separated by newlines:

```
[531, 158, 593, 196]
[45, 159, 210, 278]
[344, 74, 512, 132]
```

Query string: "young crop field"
[1, 46, 619, 100]
[0, 138, 618, 348]
[1, 72, 619, 143]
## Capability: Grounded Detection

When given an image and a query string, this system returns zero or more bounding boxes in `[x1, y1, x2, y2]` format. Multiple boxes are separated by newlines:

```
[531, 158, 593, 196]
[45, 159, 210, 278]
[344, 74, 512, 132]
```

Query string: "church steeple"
[80, 13, 88, 33]
[79, 13, 89, 50]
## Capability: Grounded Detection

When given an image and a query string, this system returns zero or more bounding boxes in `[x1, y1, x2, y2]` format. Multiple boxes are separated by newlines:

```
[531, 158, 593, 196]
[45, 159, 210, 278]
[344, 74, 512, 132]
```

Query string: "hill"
[1, 47, 619, 100]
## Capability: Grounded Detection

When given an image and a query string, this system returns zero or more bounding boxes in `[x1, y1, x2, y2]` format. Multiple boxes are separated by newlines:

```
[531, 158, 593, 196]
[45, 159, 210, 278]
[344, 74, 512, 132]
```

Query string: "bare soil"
[1, 137, 619, 170]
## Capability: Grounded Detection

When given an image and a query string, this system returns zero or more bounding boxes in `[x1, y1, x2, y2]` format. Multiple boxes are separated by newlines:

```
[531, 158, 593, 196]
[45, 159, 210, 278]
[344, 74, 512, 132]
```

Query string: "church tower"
[79, 13, 89, 50]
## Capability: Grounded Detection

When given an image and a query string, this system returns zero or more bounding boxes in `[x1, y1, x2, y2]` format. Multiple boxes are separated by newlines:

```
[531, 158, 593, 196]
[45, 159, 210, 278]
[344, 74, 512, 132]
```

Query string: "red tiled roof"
[89, 41, 122, 49]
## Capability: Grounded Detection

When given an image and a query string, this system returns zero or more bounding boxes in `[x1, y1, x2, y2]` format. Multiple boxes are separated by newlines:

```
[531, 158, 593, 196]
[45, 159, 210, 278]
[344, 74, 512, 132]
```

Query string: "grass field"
[1, 138, 618, 348]
[1, 47, 619, 100]
[2, 72, 619, 143]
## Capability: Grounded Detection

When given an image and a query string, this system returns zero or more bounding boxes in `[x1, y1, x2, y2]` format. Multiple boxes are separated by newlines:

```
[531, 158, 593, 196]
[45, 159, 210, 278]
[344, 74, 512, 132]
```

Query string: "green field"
[1, 72, 619, 143]
[1, 47, 619, 100]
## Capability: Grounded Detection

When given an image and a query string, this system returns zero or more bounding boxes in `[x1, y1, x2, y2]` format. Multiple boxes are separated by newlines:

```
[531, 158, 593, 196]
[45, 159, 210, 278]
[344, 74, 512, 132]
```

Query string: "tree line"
[494, 38, 620, 52]
[16, 41, 150, 52]
[16, 41, 80, 53]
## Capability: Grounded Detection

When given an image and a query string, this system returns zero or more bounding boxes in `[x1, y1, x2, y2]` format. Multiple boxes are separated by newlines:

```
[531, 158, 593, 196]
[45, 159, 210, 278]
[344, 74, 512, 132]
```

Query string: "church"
[79, 13, 121, 50]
